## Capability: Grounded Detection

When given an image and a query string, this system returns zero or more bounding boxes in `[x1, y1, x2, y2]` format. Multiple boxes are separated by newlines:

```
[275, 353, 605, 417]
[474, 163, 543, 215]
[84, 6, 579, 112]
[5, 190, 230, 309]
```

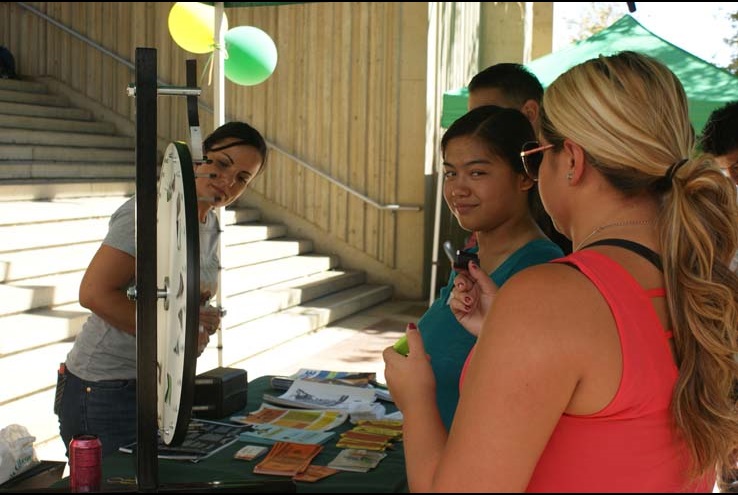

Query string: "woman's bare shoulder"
[487, 261, 603, 341]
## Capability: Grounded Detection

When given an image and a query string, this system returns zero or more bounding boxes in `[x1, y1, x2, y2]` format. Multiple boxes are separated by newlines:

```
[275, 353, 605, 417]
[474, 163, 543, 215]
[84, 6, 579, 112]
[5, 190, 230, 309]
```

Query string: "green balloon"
[224, 26, 278, 86]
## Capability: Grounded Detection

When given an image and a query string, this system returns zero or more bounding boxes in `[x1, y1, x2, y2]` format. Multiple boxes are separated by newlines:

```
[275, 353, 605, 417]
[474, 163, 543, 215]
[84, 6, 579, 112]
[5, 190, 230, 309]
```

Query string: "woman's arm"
[397, 263, 594, 492]
[78, 244, 136, 335]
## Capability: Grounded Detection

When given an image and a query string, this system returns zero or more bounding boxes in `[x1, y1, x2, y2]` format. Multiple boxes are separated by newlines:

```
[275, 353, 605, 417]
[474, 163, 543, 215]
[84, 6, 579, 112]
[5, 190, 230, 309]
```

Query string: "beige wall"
[479, 1, 553, 67]
[0, 2, 554, 300]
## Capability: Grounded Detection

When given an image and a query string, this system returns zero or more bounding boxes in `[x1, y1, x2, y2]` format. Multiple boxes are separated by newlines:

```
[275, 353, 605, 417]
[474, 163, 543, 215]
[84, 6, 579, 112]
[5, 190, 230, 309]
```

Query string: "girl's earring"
[566, 171, 573, 180]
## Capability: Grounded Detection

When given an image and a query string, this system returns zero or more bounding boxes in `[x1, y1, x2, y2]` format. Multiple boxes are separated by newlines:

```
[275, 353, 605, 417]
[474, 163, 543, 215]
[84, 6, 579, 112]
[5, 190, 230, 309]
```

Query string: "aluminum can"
[69, 434, 102, 492]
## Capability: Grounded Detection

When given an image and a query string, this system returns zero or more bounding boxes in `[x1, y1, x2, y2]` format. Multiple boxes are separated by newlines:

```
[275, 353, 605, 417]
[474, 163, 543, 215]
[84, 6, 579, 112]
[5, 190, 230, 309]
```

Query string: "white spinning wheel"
[156, 141, 200, 446]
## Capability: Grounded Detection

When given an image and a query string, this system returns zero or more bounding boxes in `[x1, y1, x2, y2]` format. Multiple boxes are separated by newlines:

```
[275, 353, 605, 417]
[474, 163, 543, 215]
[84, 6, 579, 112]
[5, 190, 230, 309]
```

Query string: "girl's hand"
[449, 261, 499, 336]
[382, 323, 436, 412]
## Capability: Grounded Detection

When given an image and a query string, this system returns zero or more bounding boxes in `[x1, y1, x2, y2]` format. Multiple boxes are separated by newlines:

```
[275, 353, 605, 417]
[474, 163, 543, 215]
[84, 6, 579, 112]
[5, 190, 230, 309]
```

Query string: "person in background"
[701, 100, 738, 489]
[56, 121, 268, 458]
[700, 100, 738, 273]
[385, 51, 738, 491]
[416, 104, 563, 431]
[468, 63, 543, 125]
[466, 63, 571, 253]
[700, 100, 738, 186]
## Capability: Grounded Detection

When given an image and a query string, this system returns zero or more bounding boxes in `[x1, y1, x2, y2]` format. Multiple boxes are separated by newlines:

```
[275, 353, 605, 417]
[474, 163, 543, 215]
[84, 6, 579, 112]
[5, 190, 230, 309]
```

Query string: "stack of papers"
[263, 379, 377, 410]
[326, 448, 387, 472]
[253, 441, 323, 476]
[238, 424, 335, 445]
[270, 369, 393, 403]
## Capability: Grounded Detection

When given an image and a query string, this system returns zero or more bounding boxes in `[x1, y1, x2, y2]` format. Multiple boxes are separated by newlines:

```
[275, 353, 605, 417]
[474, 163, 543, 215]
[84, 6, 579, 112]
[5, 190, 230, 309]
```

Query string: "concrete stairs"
[0, 77, 393, 456]
[0, 77, 135, 181]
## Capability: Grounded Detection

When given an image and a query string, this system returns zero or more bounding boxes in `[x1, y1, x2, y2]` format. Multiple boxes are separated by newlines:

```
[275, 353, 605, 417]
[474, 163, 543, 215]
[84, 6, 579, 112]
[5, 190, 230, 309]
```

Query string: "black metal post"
[135, 47, 158, 492]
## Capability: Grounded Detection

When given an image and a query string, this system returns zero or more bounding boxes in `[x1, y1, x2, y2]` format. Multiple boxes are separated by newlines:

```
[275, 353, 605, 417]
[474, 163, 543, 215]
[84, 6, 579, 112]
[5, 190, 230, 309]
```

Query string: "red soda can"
[69, 434, 102, 492]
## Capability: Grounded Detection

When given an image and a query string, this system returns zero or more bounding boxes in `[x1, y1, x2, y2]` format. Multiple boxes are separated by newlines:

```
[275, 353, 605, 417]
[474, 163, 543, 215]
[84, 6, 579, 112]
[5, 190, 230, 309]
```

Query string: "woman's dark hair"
[441, 105, 561, 248]
[204, 121, 269, 174]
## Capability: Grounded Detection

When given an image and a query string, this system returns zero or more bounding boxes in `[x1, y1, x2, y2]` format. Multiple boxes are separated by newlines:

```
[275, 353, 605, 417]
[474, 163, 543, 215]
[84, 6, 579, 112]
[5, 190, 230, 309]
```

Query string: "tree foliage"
[565, 2, 625, 43]
[728, 10, 738, 74]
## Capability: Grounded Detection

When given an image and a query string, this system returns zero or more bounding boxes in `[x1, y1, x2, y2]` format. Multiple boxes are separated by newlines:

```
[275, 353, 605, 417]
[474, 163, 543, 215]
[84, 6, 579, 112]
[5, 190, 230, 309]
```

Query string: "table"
[53, 375, 407, 493]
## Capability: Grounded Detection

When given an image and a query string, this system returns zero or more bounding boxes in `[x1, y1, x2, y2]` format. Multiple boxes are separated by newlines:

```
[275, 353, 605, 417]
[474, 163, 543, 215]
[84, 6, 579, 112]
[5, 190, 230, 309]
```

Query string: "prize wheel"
[156, 141, 200, 445]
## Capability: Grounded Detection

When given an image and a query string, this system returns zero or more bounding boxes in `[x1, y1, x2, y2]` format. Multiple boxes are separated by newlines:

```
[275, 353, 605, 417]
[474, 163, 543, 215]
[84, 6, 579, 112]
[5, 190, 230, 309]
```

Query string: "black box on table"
[192, 367, 248, 419]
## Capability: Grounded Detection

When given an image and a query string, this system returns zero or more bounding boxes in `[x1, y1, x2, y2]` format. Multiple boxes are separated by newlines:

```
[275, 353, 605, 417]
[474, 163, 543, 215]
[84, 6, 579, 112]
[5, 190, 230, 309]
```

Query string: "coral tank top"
[459, 250, 714, 492]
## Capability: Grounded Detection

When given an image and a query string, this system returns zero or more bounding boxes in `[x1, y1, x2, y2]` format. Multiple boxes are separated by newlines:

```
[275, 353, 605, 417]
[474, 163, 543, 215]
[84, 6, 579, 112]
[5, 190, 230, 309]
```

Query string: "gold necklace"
[574, 219, 652, 252]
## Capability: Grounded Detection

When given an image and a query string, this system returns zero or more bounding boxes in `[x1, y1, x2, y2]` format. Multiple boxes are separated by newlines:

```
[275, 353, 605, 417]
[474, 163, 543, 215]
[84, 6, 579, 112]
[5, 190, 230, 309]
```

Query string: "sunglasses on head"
[520, 141, 554, 181]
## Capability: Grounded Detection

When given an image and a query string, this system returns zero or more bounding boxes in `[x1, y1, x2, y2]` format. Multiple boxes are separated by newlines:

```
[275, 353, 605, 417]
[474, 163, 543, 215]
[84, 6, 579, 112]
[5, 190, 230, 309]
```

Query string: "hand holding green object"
[393, 335, 409, 356]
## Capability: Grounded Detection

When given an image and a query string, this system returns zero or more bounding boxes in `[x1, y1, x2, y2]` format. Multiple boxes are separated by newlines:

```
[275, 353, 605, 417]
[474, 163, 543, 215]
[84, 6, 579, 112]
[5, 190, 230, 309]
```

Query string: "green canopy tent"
[441, 14, 738, 132]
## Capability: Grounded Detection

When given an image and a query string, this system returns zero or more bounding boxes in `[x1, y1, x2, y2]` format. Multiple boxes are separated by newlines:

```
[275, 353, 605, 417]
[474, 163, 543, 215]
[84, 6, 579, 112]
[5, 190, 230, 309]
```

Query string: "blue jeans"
[57, 368, 136, 458]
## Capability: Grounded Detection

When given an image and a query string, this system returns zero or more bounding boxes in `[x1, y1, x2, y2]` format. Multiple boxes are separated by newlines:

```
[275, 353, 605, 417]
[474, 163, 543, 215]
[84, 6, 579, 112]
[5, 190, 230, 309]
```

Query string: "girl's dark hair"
[441, 105, 560, 247]
[204, 121, 268, 174]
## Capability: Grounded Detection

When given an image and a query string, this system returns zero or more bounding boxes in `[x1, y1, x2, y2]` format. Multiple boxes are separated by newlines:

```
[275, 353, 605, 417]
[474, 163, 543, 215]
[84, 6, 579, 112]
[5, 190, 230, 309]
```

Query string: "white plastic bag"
[0, 424, 40, 485]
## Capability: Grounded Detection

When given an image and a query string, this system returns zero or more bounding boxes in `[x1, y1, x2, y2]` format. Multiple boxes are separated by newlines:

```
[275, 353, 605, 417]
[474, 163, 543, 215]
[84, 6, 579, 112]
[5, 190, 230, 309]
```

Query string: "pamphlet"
[271, 369, 377, 390]
[231, 404, 348, 431]
[271, 369, 393, 403]
[238, 424, 335, 445]
[262, 379, 376, 410]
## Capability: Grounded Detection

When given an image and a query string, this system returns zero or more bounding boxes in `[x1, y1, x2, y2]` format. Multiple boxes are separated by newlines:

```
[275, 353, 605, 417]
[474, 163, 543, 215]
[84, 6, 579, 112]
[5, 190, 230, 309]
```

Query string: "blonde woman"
[384, 51, 738, 492]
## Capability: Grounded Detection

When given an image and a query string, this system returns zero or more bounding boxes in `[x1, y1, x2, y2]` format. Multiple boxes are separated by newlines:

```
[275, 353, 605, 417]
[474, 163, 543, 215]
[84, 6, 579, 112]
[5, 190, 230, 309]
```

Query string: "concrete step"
[225, 270, 366, 325]
[1, 270, 84, 316]
[0, 128, 134, 148]
[0, 242, 97, 282]
[0, 203, 260, 252]
[223, 254, 339, 295]
[0, 161, 135, 180]
[0, 100, 91, 120]
[223, 238, 313, 268]
[0, 195, 129, 225]
[0, 144, 133, 162]
[203, 284, 393, 370]
[0, 341, 73, 407]
[0, 180, 134, 201]
[0, 217, 111, 253]
[0, 77, 48, 94]
[0, 114, 116, 134]
[221, 207, 261, 226]
[0, 284, 57, 316]
[222, 223, 288, 245]
[0, 88, 68, 107]
[0, 302, 87, 358]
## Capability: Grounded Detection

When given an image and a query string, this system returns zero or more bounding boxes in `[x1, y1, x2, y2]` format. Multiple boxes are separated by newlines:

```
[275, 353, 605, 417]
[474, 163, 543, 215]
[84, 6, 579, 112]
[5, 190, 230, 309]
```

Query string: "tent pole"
[214, 2, 226, 367]
[522, 2, 533, 64]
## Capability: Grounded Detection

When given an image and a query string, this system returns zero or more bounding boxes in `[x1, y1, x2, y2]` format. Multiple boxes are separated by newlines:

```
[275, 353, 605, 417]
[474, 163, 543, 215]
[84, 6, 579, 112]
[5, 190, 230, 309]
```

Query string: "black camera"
[442, 240, 479, 271]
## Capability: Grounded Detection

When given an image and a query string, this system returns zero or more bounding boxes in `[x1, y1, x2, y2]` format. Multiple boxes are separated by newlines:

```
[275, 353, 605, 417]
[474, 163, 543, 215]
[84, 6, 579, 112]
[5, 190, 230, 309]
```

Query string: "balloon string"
[200, 51, 214, 87]
[201, 43, 228, 87]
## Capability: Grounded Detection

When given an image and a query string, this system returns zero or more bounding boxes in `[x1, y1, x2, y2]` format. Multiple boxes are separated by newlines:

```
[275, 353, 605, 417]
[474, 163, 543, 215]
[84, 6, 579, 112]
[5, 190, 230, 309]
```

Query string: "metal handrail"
[16, 1, 422, 212]
[272, 146, 421, 211]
